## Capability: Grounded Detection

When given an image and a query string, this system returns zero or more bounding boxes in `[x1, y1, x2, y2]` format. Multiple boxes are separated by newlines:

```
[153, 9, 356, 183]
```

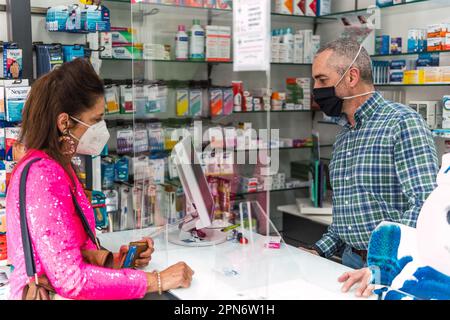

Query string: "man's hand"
[298, 246, 319, 256]
[338, 267, 374, 297]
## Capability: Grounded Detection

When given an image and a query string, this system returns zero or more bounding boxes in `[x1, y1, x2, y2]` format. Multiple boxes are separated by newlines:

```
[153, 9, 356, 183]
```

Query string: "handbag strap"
[19, 158, 100, 279]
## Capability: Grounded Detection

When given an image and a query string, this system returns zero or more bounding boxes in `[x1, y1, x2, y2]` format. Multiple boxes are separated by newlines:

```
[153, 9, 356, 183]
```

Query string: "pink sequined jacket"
[6, 150, 148, 300]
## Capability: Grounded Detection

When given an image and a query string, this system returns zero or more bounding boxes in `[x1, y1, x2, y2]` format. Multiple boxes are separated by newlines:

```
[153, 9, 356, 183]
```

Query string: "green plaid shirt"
[315, 92, 439, 258]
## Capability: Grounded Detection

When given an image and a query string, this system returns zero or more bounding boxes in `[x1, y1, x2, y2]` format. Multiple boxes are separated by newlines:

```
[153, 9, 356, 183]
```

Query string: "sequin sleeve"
[25, 160, 148, 300]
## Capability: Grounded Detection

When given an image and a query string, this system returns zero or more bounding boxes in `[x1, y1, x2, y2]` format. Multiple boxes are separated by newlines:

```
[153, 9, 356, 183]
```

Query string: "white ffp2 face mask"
[70, 116, 110, 156]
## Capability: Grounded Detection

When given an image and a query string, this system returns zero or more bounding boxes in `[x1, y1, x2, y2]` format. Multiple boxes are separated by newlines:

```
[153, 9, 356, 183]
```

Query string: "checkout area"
[98, 137, 368, 300]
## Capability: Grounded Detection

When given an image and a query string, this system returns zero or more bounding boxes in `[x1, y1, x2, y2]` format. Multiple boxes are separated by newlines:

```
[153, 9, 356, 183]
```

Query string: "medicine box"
[442, 96, 450, 129]
[427, 37, 443, 51]
[403, 69, 424, 84]
[409, 100, 440, 129]
[275, 0, 293, 15]
[375, 35, 390, 55]
[427, 23, 449, 38]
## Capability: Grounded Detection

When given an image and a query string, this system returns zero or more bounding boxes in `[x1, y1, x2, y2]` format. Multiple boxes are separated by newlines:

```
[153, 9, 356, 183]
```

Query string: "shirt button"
[346, 176, 350, 181]
[347, 152, 351, 156]
[345, 201, 349, 205]
[348, 226, 352, 230]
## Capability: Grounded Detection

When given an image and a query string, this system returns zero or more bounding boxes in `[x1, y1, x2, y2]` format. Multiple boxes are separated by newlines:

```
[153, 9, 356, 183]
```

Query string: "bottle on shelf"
[175, 24, 189, 61]
[189, 19, 205, 61]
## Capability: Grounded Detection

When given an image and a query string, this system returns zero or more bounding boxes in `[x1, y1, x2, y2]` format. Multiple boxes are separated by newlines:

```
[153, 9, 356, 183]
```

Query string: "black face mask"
[313, 86, 344, 117]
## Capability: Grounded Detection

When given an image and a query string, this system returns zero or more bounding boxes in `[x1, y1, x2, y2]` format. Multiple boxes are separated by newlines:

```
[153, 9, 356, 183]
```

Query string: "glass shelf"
[100, 58, 311, 66]
[236, 186, 308, 197]
[371, 50, 450, 58]
[233, 110, 311, 114]
[375, 83, 450, 87]
[432, 129, 450, 138]
[319, 0, 438, 19]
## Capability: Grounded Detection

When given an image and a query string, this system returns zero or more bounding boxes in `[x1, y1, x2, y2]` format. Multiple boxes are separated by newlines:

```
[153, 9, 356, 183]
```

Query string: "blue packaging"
[65, 4, 82, 32]
[390, 37, 402, 54]
[62, 45, 85, 62]
[389, 71, 404, 83]
[46, 6, 69, 31]
[0, 127, 5, 160]
[376, 0, 393, 7]
[91, 190, 108, 229]
[390, 59, 406, 70]
[35, 44, 64, 78]
[83, 5, 111, 32]
[416, 53, 440, 67]
[376, 35, 390, 55]
[101, 159, 115, 189]
[115, 157, 129, 182]
[5, 86, 31, 122]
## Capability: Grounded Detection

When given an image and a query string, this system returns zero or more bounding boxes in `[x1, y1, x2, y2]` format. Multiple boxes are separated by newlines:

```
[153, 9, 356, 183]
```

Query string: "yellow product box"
[423, 67, 440, 83]
[440, 66, 450, 83]
[403, 70, 424, 84]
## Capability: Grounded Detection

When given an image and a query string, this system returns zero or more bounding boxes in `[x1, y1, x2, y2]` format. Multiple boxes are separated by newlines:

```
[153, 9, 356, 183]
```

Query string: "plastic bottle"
[190, 19, 205, 61]
[175, 24, 189, 60]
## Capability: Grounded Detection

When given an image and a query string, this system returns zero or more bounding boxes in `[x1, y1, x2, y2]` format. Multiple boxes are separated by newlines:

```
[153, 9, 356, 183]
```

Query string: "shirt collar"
[353, 92, 383, 126]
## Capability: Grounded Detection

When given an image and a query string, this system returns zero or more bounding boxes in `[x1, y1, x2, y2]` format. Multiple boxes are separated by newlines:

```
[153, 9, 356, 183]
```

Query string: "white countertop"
[278, 205, 333, 225]
[98, 227, 371, 300]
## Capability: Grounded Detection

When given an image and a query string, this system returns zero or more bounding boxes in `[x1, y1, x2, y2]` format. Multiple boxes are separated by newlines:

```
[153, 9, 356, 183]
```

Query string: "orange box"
[427, 37, 443, 51]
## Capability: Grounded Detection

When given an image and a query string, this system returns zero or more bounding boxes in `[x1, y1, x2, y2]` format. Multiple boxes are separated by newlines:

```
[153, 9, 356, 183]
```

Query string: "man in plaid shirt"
[303, 39, 439, 272]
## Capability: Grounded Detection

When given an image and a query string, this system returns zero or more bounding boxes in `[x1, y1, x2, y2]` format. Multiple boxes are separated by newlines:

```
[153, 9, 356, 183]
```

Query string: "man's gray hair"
[316, 39, 373, 84]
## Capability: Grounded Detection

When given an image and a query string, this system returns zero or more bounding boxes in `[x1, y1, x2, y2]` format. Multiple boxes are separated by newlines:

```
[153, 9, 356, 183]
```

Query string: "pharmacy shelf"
[318, 0, 437, 19]
[236, 186, 309, 197]
[100, 58, 312, 66]
[375, 83, 450, 87]
[232, 110, 312, 114]
[432, 129, 450, 138]
[371, 50, 450, 58]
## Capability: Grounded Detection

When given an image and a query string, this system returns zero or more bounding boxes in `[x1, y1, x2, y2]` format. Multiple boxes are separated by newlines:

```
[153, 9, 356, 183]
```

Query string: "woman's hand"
[146, 262, 194, 293]
[118, 237, 155, 268]
[338, 267, 374, 298]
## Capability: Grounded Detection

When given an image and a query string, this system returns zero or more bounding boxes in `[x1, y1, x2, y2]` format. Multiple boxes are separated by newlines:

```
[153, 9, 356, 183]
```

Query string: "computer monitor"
[169, 136, 227, 247]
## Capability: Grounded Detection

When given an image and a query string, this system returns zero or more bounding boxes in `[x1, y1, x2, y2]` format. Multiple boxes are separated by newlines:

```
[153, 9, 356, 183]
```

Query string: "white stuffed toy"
[367, 154, 450, 300]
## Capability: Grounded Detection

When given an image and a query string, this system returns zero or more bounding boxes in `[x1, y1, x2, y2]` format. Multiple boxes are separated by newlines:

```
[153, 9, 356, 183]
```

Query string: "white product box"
[317, 0, 331, 16]
[409, 100, 440, 129]
[427, 23, 449, 38]
[206, 25, 231, 62]
[100, 32, 113, 58]
[275, 0, 293, 15]
[442, 96, 450, 129]
[301, 30, 314, 63]
[294, 33, 304, 64]
[305, 0, 317, 16]
[311, 35, 321, 58]
[293, 0, 305, 15]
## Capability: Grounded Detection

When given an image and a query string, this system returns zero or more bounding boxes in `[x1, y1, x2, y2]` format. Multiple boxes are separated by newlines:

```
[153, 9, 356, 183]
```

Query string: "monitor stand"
[168, 228, 227, 247]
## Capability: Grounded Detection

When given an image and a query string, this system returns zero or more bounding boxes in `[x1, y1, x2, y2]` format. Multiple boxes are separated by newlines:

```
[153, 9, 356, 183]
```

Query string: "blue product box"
[83, 5, 110, 32]
[376, 0, 394, 7]
[62, 45, 85, 62]
[115, 157, 129, 182]
[389, 71, 404, 83]
[391, 37, 402, 54]
[101, 160, 115, 189]
[390, 59, 406, 70]
[376, 35, 390, 55]
[46, 6, 69, 32]
[416, 53, 440, 67]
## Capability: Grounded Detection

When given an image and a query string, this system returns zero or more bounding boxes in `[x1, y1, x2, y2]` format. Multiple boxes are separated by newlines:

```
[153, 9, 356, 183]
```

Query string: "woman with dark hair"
[6, 58, 193, 300]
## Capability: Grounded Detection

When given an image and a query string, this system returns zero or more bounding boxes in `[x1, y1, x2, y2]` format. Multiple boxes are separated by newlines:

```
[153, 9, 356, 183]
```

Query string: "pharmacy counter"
[98, 227, 372, 300]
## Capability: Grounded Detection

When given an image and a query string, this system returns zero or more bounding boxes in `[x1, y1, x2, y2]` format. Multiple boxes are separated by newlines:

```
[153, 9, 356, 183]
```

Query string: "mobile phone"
[121, 241, 149, 269]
